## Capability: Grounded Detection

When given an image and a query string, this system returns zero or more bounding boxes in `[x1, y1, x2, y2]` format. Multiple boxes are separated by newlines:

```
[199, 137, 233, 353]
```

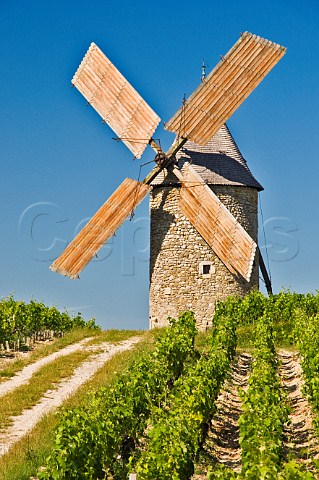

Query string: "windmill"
[50, 32, 286, 327]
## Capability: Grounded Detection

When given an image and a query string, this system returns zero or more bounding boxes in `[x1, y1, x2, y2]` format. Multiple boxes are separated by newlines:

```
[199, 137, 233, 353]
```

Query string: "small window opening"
[199, 261, 215, 277]
[203, 264, 211, 275]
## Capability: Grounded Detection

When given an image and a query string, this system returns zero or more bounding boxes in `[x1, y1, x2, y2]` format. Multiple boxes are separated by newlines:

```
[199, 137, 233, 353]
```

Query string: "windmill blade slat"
[185, 187, 254, 274]
[179, 164, 256, 281]
[198, 47, 284, 144]
[77, 64, 155, 145]
[180, 180, 253, 279]
[76, 47, 153, 129]
[72, 43, 160, 158]
[172, 34, 256, 139]
[187, 200, 238, 274]
[50, 179, 150, 279]
[167, 33, 284, 142]
[178, 181, 238, 274]
[165, 32, 286, 144]
[182, 38, 277, 142]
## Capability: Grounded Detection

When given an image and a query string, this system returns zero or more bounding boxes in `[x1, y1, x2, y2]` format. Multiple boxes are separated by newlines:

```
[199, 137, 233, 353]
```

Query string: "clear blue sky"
[1, 0, 318, 329]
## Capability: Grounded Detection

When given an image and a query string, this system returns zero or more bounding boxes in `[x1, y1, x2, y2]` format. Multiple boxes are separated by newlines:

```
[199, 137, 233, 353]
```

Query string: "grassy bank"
[0, 330, 153, 480]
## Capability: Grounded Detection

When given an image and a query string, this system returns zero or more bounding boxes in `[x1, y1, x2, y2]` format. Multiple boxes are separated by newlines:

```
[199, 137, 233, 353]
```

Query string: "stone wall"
[149, 185, 259, 330]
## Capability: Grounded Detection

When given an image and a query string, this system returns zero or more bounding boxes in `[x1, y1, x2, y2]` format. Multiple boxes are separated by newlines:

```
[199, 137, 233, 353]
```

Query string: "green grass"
[0, 349, 93, 430]
[84, 328, 143, 346]
[0, 329, 144, 430]
[194, 330, 210, 352]
[0, 330, 154, 480]
[236, 321, 296, 351]
[0, 328, 142, 381]
[0, 328, 98, 381]
[194, 322, 297, 353]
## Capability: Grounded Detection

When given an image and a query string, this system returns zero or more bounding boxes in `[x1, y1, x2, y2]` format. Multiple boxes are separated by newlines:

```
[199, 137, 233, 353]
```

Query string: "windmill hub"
[154, 151, 169, 168]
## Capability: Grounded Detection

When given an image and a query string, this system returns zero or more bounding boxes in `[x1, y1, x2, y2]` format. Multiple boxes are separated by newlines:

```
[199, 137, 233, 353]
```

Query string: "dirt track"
[278, 350, 319, 477]
[193, 353, 252, 478]
[0, 336, 141, 456]
[194, 350, 319, 478]
[0, 337, 93, 397]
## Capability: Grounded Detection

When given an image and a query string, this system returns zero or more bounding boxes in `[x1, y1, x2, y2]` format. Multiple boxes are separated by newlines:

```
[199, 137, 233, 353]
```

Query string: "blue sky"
[1, 0, 318, 329]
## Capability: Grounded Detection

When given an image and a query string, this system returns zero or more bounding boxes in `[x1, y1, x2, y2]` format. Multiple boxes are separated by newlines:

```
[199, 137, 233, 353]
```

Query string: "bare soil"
[278, 350, 319, 477]
[193, 353, 252, 478]
[0, 337, 93, 397]
[194, 350, 319, 478]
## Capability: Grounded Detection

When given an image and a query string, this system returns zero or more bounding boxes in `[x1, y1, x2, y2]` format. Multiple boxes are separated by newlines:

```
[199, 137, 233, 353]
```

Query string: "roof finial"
[201, 59, 207, 82]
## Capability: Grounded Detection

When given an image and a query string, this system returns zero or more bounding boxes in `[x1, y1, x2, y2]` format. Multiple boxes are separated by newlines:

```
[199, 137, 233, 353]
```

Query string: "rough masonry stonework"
[149, 184, 259, 330]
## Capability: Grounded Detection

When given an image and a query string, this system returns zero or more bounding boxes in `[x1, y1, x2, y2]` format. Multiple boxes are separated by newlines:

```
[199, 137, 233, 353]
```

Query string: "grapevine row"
[294, 311, 319, 434]
[130, 313, 237, 480]
[0, 296, 99, 347]
[38, 312, 198, 479]
[214, 290, 319, 327]
[238, 315, 289, 478]
[208, 314, 317, 480]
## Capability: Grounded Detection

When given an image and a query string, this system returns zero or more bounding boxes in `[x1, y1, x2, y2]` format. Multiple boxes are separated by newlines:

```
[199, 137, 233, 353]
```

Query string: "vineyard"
[1, 292, 319, 479]
[0, 296, 99, 351]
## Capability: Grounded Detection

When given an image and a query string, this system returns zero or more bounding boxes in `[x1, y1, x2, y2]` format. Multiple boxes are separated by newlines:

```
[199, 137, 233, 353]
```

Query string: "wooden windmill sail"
[50, 32, 286, 289]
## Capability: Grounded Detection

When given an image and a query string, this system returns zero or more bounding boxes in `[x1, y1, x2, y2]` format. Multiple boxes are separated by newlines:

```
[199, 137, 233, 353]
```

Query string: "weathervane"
[201, 60, 207, 81]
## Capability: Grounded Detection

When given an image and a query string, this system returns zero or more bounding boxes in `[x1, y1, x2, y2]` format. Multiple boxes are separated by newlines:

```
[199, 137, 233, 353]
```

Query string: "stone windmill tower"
[149, 125, 263, 329]
[50, 33, 285, 329]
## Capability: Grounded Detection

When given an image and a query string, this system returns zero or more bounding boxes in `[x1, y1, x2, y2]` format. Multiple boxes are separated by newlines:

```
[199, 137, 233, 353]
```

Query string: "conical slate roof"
[152, 124, 263, 191]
